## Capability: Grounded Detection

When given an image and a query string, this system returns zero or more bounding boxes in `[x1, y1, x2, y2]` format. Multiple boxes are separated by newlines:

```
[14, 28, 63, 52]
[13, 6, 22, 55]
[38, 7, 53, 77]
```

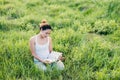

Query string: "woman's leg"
[51, 61, 64, 70]
[56, 61, 65, 70]
[34, 61, 47, 71]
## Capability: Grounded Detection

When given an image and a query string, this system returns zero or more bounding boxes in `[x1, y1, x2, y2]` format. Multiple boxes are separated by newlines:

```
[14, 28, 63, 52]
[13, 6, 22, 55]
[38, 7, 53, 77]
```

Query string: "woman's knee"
[56, 61, 65, 70]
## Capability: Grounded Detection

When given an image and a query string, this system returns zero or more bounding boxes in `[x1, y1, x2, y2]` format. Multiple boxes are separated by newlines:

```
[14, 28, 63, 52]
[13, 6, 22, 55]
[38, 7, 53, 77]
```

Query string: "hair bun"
[41, 19, 47, 23]
[40, 19, 49, 28]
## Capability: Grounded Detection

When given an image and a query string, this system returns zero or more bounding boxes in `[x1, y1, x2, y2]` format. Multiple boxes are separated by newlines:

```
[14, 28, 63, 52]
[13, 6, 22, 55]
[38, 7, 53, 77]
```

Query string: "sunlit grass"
[0, 0, 120, 80]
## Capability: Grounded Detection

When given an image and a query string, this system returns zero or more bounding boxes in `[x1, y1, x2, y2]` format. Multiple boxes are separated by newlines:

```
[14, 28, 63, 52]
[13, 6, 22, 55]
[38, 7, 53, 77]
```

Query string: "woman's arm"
[49, 37, 53, 53]
[29, 37, 44, 62]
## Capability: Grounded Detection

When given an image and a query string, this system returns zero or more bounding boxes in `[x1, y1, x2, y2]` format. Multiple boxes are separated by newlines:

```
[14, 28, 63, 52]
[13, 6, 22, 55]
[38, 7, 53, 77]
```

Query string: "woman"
[29, 20, 64, 71]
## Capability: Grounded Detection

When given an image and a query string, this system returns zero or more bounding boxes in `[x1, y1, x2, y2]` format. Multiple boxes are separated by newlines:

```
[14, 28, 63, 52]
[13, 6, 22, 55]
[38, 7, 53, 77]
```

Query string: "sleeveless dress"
[34, 35, 64, 71]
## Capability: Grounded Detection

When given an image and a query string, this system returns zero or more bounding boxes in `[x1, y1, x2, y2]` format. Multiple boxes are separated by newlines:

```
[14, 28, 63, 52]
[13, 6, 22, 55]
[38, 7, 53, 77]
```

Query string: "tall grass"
[0, 0, 120, 80]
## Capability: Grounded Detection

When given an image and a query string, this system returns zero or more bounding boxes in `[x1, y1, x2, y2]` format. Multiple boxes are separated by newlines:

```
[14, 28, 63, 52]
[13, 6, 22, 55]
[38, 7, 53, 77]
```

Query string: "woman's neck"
[38, 33, 45, 39]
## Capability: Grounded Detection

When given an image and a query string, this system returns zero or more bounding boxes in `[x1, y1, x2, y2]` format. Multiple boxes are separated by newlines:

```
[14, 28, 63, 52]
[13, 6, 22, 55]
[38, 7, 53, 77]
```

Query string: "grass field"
[0, 0, 120, 80]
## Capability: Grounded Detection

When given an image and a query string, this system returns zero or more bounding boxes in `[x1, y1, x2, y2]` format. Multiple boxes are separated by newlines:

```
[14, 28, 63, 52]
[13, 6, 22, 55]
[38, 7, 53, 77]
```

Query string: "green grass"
[0, 0, 120, 80]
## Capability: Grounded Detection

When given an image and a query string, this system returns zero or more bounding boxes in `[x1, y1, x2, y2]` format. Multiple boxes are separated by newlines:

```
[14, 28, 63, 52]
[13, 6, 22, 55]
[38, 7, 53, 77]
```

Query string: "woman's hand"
[42, 59, 52, 64]
[58, 55, 65, 61]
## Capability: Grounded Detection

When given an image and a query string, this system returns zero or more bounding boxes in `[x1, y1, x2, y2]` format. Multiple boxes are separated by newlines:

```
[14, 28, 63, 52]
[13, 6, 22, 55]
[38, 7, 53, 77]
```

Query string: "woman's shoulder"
[48, 36, 52, 39]
[48, 36, 52, 41]
[29, 35, 37, 42]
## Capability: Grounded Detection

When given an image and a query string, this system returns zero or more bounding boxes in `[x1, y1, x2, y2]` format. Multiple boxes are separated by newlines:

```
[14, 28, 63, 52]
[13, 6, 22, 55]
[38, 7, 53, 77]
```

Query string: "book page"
[48, 51, 62, 62]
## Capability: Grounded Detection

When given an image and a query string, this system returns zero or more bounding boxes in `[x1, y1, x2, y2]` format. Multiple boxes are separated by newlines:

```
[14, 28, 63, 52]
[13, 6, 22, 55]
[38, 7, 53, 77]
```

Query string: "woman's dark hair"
[39, 19, 52, 31]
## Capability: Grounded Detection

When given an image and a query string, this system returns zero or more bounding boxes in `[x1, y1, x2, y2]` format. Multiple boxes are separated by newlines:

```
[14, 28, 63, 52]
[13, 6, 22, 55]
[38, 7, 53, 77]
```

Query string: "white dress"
[34, 35, 50, 62]
[34, 35, 64, 71]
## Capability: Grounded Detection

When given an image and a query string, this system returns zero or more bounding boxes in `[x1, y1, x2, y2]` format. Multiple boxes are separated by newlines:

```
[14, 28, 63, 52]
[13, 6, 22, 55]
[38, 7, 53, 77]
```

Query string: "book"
[44, 51, 62, 63]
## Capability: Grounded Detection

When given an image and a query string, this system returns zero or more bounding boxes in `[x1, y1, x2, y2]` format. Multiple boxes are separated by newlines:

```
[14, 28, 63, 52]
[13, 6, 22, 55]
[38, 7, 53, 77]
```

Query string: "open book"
[44, 51, 62, 63]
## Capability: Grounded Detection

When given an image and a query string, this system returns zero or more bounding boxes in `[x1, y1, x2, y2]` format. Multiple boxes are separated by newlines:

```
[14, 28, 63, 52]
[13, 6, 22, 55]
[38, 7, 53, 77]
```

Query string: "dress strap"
[35, 35, 37, 44]
[47, 37, 50, 44]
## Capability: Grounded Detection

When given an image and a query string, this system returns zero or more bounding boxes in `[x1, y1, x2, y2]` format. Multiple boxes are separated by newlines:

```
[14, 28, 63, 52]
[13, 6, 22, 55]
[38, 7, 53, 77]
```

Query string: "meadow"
[0, 0, 120, 80]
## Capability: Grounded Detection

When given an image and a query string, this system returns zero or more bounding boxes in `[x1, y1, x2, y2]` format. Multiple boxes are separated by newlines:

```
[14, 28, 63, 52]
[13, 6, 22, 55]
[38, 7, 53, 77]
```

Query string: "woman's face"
[41, 29, 51, 38]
